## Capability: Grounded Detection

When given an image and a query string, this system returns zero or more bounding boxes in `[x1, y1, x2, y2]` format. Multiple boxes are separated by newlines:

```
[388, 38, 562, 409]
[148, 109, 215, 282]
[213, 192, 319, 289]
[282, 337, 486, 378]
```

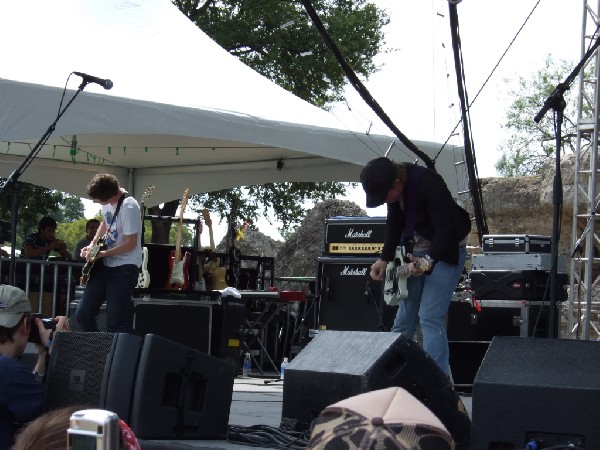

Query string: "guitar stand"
[283, 294, 318, 358]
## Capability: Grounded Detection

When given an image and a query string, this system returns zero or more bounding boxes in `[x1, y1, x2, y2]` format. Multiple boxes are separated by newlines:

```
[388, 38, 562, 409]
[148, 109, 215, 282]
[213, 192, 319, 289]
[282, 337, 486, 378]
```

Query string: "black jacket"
[380, 163, 471, 265]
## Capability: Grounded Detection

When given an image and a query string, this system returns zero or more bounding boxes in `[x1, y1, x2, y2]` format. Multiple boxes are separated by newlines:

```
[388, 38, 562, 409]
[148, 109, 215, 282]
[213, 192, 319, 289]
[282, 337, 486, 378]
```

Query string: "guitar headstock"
[201, 208, 212, 227]
[141, 185, 155, 203]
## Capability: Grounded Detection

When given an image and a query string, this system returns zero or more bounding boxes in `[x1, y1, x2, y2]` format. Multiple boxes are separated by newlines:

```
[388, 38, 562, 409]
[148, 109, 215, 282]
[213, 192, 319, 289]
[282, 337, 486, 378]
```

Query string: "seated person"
[73, 218, 100, 262]
[0, 284, 68, 449]
[21, 216, 72, 261]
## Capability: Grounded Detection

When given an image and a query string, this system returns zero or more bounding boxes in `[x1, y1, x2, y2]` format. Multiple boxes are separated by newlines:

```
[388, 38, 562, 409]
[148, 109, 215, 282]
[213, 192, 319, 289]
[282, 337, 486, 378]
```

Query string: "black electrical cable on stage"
[227, 424, 310, 449]
[298, 0, 435, 170]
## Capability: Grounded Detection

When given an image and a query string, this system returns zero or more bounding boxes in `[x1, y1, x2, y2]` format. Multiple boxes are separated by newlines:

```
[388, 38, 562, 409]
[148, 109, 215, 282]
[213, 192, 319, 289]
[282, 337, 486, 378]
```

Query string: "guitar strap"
[400, 165, 423, 259]
[108, 193, 127, 231]
[101, 193, 128, 251]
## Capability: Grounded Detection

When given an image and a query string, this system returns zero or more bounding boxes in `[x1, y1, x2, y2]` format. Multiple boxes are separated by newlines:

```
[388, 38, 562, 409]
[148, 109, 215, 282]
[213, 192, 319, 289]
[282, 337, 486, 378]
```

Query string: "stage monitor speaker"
[316, 257, 397, 331]
[129, 334, 235, 439]
[472, 336, 600, 449]
[135, 300, 245, 371]
[44, 332, 143, 423]
[281, 330, 471, 449]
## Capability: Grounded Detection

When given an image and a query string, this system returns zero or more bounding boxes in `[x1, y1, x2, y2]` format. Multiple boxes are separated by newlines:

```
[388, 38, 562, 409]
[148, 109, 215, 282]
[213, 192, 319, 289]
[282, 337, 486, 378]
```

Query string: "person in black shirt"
[361, 157, 470, 374]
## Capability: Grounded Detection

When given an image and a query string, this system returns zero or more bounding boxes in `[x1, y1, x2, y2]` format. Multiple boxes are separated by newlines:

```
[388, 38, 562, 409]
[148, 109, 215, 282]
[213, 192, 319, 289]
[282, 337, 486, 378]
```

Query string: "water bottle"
[242, 352, 251, 378]
[280, 357, 289, 380]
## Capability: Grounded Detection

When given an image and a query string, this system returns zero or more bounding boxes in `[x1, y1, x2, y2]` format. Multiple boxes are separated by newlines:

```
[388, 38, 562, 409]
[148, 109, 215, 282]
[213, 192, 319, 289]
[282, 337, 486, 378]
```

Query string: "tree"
[53, 193, 85, 223]
[193, 182, 348, 239]
[496, 55, 589, 176]
[174, 0, 388, 107]
[159, 0, 387, 237]
[0, 180, 64, 248]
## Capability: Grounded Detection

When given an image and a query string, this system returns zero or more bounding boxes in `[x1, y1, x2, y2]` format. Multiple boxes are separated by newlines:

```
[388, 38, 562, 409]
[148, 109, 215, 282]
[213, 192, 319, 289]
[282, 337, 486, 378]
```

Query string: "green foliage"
[0, 179, 63, 248]
[192, 182, 349, 236]
[496, 55, 589, 176]
[54, 193, 85, 223]
[170, 1, 383, 233]
[174, 0, 388, 107]
[56, 218, 89, 254]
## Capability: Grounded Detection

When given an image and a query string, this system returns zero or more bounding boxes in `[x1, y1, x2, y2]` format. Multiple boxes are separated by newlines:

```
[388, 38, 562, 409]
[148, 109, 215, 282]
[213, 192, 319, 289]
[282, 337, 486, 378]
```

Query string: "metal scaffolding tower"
[569, 0, 600, 340]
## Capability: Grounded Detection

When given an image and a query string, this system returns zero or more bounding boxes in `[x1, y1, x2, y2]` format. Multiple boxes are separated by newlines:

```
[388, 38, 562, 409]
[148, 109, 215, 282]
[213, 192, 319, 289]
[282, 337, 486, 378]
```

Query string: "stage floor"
[138, 374, 473, 450]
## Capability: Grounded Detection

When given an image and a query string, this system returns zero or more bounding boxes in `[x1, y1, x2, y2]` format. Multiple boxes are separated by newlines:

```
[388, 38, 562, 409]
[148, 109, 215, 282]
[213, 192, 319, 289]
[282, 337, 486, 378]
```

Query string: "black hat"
[360, 157, 397, 208]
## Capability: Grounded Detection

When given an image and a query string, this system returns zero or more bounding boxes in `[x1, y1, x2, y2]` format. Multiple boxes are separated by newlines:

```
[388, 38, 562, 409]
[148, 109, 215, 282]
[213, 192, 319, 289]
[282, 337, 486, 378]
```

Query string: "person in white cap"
[0, 284, 68, 449]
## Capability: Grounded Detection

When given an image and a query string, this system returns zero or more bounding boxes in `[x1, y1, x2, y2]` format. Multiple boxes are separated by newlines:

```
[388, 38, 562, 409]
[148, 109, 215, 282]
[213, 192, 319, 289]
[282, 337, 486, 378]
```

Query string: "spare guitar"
[166, 188, 191, 290]
[80, 237, 106, 287]
[194, 212, 206, 291]
[136, 185, 155, 289]
[383, 247, 433, 306]
[201, 209, 227, 290]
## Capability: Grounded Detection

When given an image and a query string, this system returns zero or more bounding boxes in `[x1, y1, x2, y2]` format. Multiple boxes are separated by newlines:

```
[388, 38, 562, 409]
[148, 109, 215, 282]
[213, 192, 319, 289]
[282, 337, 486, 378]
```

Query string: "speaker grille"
[45, 332, 117, 410]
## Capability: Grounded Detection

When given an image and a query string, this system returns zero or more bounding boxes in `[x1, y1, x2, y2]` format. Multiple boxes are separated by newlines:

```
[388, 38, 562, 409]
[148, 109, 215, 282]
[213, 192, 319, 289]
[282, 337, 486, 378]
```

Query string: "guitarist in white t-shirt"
[77, 173, 142, 334]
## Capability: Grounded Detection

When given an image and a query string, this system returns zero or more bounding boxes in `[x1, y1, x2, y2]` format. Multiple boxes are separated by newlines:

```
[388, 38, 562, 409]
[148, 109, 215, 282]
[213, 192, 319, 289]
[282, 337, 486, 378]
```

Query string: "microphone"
[73, 72, 113, 90]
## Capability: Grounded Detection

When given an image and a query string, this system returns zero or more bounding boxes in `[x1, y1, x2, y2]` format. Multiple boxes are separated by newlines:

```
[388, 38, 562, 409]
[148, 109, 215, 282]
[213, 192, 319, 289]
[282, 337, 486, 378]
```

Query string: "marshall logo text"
[344, 228, 373, 239]
[340, 266, 368, 276]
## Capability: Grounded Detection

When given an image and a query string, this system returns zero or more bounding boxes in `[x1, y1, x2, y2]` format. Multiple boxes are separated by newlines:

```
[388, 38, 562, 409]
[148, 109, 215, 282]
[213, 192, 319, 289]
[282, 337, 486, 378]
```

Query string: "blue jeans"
[76, 262, 138, 334]
[391, 245, 466, 374]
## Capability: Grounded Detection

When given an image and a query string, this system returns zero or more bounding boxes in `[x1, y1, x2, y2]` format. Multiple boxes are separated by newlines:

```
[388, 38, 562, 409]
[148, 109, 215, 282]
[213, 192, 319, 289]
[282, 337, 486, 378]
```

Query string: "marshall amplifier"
[324, 216, 386, 256]
[316, 256, 397, 331]
[482, 234, 551, 254]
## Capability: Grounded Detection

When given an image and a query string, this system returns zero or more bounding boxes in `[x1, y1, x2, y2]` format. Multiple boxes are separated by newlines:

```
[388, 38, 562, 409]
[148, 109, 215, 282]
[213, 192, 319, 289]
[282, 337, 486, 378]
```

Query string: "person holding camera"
[0, 284, 68, 449]
[21, 216, 72, 261]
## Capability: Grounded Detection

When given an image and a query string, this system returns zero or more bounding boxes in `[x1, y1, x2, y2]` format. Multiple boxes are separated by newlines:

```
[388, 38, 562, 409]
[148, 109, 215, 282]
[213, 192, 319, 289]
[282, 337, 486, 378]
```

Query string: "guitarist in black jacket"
[76, 173, 142, 334]
[360, 157, 470, 375]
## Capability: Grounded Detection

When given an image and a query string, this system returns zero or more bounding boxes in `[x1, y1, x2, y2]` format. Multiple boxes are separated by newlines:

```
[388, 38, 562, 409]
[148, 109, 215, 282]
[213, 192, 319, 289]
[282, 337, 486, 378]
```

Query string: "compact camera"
[67, 409, 119, 450]
[27, 313, 56, 344]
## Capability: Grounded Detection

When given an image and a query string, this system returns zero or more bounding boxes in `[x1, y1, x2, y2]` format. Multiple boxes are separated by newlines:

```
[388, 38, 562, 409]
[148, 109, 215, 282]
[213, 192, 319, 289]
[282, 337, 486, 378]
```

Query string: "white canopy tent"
[0, 0, 465, 207]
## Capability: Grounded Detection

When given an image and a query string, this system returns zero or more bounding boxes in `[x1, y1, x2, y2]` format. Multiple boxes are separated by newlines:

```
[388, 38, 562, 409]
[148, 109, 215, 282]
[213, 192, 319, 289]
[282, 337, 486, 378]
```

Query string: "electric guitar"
[80, 237, 107, 287]
[137, 247, 150, 288]
[136, 185, 155, 289]
[194, 212, 206, 291]
[201, 209, 227, 290]
[166, 188, 191, 290]
[383, 247, 433, 306]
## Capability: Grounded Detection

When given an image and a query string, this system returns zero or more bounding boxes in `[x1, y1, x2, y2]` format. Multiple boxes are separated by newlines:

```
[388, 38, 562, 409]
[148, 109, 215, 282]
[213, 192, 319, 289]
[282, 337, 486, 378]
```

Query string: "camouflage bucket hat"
[307, 387, 455, 450]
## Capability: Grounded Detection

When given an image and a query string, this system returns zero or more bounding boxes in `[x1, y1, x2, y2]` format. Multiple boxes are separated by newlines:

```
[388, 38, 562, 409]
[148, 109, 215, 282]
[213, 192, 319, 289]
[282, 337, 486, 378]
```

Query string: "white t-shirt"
[101, 193, 142, 267]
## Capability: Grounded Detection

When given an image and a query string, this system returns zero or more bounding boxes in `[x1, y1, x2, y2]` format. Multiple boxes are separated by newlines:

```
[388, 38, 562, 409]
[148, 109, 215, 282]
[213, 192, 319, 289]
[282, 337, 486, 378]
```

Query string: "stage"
[137, 374, 473, 449]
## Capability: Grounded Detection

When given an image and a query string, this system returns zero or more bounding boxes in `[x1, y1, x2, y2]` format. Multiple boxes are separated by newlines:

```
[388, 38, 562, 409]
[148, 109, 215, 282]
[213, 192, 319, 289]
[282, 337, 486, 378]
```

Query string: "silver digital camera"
[67, 409, 119, 450]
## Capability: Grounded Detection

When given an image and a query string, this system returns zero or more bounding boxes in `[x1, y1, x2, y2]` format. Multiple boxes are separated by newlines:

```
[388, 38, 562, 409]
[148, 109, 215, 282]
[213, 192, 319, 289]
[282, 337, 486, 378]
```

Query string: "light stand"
[534, 34, 600, 338]
[0, 80, 89, 285]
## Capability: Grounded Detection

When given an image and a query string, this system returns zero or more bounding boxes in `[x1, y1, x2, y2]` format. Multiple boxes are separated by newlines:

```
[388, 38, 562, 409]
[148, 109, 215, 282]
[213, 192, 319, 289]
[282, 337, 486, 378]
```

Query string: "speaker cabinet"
[44, 332, 143, 423]
[316, 257, 397, 331]
[134, 299, 245, 371]
[472, 336, 600, 449]
[129, 334, 235, 439]
[282, 330, 471, 449]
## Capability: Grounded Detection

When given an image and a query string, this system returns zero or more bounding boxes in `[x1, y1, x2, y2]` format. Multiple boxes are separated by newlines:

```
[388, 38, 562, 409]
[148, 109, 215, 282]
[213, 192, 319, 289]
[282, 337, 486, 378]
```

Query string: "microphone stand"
[0, 80, 89, 285]
[533, 34, 600, 338]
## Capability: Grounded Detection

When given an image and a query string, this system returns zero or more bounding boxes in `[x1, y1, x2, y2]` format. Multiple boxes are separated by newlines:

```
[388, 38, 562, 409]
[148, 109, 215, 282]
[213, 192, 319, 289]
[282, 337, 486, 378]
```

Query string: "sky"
[84, 0, 585, 244]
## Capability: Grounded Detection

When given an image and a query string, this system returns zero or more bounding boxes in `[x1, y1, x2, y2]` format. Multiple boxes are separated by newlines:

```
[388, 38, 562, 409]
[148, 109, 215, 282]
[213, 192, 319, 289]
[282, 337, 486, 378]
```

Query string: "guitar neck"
[174, 220, 183, 261]
[207, 224, 215, 252]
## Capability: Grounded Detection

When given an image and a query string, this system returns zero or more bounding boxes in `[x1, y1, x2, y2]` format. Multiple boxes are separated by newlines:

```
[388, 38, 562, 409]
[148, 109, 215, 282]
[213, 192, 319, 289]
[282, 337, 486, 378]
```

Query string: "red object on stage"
[279, 291, 306, 302]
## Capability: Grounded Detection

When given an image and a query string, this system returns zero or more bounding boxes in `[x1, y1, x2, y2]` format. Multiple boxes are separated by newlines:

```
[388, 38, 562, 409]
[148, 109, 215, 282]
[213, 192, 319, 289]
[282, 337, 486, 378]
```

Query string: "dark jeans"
[76, 261, 138, 334]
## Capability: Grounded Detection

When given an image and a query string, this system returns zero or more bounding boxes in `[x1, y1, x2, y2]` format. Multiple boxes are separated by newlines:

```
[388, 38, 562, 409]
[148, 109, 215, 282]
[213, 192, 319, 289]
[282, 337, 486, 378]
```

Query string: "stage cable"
[447, 2, 488, 241]
[436, 0, 543, 160]
[298, 0, 435, 170]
